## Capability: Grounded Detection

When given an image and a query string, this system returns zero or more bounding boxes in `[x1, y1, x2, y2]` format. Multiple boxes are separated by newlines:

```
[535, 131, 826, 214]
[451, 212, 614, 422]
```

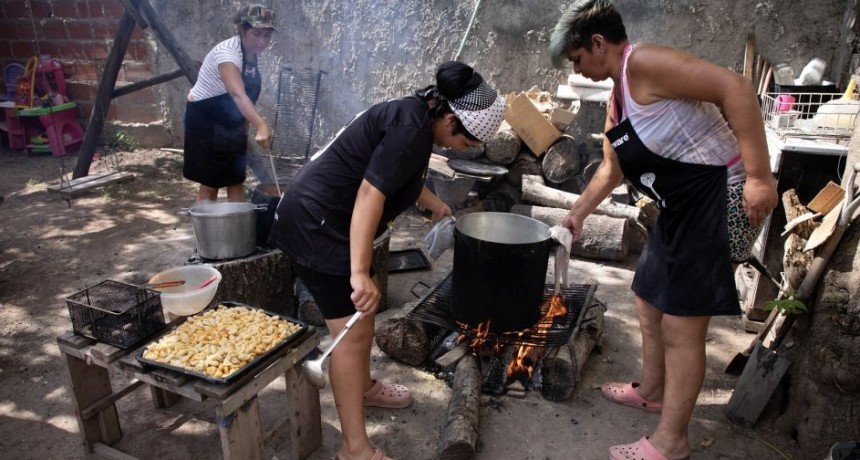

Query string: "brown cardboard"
[504, 93, 562, 156]
[550, 107, 577, 130]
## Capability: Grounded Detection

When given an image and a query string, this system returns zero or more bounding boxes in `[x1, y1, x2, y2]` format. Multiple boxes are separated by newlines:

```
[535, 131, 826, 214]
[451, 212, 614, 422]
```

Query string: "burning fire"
[506, 295, 567, 378]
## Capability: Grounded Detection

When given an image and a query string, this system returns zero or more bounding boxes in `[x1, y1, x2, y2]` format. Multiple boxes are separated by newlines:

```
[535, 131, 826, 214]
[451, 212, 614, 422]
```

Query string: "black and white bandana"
[449, 82, 505, 142]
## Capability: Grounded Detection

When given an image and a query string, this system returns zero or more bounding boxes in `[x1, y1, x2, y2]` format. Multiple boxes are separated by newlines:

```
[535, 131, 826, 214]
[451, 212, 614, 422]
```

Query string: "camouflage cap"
[241, 4, 276, 30]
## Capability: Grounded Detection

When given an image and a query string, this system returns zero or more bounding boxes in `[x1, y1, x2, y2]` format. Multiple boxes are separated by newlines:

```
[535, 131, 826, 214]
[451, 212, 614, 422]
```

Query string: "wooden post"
[73, 0, 200, 178]
[61, 353, 123, 451]
[216, 397, 264, 460]
[280, 366, 322, 459]
[72, 8, 137, 179]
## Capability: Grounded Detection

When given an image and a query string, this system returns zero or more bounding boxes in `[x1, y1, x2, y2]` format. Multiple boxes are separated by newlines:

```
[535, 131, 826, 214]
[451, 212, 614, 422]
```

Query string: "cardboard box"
[504, 93, 562, 156]
[549, 107, 577, 130]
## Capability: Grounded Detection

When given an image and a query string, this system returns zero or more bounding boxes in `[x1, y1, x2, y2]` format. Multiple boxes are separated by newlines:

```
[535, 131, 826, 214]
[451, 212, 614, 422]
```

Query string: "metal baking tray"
[388, 248, 431, 273]
[136, 301, 308, 384]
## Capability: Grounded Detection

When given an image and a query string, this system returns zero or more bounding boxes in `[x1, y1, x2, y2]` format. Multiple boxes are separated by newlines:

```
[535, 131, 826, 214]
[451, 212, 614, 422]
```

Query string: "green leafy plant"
[764, 289, 808, 315]
[110, 130, 139, 151]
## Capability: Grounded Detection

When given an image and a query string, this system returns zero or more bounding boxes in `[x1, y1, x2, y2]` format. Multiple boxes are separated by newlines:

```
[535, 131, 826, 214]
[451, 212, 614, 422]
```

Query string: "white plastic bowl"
[148, 265, 222, 316]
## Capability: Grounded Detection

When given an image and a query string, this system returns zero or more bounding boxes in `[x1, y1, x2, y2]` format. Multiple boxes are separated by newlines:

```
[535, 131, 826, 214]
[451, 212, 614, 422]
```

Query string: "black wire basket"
[65, 280, 166, 349]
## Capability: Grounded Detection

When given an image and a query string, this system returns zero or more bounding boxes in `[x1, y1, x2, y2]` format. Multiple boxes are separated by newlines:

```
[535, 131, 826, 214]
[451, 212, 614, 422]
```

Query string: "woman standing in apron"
[183, 4, 275, 202]
[549, 1, 777, 459]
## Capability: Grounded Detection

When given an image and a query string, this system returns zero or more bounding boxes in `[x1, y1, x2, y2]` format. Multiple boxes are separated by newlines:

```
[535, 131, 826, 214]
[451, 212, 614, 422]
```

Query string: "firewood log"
[540, 344, 574, 401]
[782, 189, 813, 290]
[570, 299, 606, 385]
[506, 152, 542, 188]
[484, 128, 521, 165]
[439, 354, 481, 460]
[541, 135, 581, 184]
[521, 174, 641, 225]
[510, 204, 630, 261]
[375, 317, 431, 366]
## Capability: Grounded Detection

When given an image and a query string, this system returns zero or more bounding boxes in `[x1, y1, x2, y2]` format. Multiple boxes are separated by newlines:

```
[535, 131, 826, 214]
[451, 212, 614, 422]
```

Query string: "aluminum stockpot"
[451, 212, 553, 333]
[181, 202, 266, 260]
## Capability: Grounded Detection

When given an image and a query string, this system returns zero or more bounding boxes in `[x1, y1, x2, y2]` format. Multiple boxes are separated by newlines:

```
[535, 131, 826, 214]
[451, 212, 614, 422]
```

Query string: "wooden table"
[57, 327, 322, 460]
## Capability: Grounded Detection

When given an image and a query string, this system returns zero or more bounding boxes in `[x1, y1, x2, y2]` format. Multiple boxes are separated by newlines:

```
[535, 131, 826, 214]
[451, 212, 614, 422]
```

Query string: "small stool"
[18, 102, 84, 157]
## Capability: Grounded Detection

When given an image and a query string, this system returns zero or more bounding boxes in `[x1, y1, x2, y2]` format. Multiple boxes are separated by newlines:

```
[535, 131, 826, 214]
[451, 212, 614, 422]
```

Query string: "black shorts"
[292, 264, 357, 320]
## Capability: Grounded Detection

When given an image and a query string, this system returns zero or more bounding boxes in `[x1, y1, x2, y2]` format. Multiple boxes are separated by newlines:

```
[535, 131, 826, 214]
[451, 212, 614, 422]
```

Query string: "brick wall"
[0, 0, 162, 129]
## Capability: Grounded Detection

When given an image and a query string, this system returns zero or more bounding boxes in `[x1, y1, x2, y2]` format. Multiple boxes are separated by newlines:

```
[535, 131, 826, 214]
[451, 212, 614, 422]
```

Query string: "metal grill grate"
[271, 67, 325, 183]
[408, 272, 596, 348]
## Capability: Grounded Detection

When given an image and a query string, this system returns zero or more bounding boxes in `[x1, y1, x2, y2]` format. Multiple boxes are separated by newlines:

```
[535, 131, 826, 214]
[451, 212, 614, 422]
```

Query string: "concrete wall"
[1, 0, 849, 149]
[150, 0, 852, 151]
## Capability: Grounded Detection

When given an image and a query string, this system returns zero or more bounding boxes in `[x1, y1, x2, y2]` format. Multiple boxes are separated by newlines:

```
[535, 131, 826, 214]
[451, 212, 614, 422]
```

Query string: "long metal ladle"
[302, 311, 362, 389]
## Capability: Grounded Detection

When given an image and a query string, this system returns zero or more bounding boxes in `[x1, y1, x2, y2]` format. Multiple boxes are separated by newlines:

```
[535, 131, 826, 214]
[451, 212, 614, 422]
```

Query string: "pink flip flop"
[609, 436, 689, 460]
[601, 382, 662, 412]
[364, 380, 413, 408]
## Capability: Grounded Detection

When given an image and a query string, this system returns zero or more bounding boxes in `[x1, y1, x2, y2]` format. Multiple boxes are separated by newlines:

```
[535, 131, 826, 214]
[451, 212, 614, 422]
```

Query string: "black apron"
[606, 107, 739, 316]
[183, 43, 262, 188]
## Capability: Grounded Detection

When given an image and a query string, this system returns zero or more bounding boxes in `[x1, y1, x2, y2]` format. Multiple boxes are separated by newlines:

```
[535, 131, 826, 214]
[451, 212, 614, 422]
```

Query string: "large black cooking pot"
[452, 212, 553, 333]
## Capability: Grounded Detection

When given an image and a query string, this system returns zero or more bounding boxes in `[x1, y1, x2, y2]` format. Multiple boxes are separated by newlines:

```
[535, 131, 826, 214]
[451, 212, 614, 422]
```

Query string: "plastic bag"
[424, 216, 456, 260]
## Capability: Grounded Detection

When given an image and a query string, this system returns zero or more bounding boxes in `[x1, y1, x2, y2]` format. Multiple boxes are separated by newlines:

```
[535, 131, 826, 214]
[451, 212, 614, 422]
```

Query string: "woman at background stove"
[268, 61, 505, 460]
[549, 1, 777, 459]
[183, 4, 277, 202]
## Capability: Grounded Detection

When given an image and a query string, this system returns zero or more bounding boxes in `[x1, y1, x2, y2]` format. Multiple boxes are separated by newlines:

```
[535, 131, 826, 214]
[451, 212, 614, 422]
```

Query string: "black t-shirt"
[269, 94, 433, 275]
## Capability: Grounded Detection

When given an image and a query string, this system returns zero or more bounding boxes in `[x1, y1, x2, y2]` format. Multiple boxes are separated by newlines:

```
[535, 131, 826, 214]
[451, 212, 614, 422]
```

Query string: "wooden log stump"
[510, 204, 629, 261]
[782, 189, 813, 290]
[209, 250, 294, 315]
[570, 299, 607, 385]
[541, 135, 581, 184]
[540, 344, 574, 401]
[484, 128, 521, 166]
[521, 174, 641, 225]
[439, 353, 481, 460]
[506, 152, 542, 188]
[375, 316, 432, 366]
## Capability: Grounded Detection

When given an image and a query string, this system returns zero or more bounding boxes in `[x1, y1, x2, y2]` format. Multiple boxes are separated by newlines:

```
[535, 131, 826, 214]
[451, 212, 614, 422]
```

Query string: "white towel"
[549, 226, 573, 294]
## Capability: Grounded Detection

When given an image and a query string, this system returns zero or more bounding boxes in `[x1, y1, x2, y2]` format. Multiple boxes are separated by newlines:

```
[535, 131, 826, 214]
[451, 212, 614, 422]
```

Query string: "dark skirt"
[183, 93, 247, 188]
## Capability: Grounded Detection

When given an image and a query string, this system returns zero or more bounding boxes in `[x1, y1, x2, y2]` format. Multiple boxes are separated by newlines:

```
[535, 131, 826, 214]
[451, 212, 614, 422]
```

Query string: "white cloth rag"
[425, 216, 456, 260]
[550, 225, 573, 294]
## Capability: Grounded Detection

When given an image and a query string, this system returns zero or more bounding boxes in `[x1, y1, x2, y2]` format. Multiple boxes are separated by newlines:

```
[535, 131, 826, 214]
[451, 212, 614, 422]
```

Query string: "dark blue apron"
[183, 41, 261, 188]
[606, 71, 739, 316]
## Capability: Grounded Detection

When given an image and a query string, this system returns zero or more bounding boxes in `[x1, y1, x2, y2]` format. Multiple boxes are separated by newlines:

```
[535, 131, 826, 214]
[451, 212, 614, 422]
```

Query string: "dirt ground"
[0, 147, 803, 459]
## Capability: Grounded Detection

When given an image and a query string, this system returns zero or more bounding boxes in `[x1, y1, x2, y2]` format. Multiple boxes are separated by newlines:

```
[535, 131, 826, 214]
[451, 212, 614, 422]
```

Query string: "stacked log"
[484, 127, 521, 166]
[510, 204, 629, 261]
[521, 174, 642, 226]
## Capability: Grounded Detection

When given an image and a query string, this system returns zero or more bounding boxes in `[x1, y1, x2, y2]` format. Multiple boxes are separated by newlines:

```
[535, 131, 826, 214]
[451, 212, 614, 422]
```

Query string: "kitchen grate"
[271, 67, 325, 183]
[65, 280, 165, 348]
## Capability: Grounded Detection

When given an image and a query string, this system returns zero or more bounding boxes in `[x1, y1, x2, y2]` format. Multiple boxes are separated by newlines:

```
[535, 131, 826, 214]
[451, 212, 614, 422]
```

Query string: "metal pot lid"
[447, 159, 508, 177]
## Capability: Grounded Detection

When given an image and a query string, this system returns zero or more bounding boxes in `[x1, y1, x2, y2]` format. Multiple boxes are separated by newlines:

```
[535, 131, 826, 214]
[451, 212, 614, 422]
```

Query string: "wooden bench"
[57, 327, 322, 460]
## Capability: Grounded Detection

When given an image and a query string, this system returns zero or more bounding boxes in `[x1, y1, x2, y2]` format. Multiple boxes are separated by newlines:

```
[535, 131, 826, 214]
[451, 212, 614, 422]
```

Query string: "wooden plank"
[57, 332, 94, 350]
[89, 342, 127, 363]
[807, 181, 845, 214]
[81, 380, 145, 420]
[743, 33, 756, 80]
[216, 397, 264, 460]
[113, 68, 183, 98]
[149, 385, 181, 409]
[47, 172, 135, 197]
[61, 353, 123, 451]
[804, 204, 841, 251]
[93, 442, 139, 460]
[280, 365, 322, 459]
[132, 371, 205, 402]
